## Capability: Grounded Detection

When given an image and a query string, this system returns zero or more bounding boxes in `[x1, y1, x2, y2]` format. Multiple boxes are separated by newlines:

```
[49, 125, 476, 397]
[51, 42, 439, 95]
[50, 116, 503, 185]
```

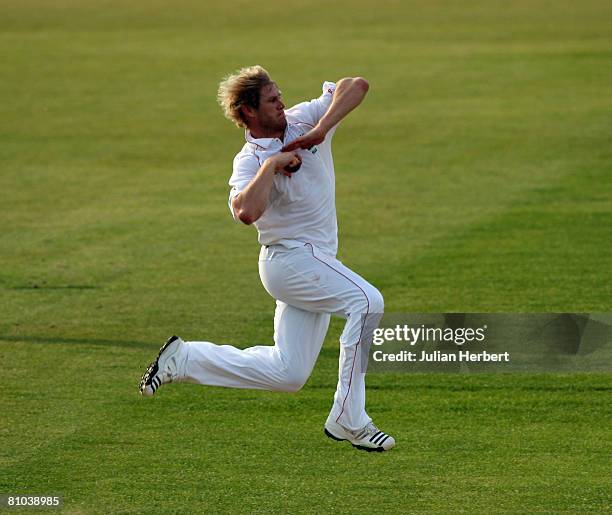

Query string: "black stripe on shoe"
[355, 429, 368, 440]
[139, 336, 180, 396]
[148, 362, 159, 381]
[369, 431, 382, 442]
[372, 432, 387, 445]
[139, 362, 158, 392]
[378, 435, 390, 447]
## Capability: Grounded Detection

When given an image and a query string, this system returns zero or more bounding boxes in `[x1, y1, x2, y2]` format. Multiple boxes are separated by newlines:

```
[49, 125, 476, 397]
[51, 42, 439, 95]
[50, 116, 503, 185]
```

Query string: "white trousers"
[180, 242, 384, 431]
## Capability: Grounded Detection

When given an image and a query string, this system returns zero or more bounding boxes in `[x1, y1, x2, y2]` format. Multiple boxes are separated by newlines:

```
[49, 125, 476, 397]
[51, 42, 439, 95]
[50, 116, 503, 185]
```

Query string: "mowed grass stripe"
[381, 158, 612, 311]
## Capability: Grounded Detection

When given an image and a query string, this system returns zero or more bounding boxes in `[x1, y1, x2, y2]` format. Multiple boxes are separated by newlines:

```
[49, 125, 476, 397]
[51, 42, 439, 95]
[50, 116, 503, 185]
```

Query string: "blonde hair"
[217, 65, 274, 128]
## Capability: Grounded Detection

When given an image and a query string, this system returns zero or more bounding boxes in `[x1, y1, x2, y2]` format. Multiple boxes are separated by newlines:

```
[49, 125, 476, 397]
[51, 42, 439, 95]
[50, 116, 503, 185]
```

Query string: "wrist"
[264, 156, 282, 173]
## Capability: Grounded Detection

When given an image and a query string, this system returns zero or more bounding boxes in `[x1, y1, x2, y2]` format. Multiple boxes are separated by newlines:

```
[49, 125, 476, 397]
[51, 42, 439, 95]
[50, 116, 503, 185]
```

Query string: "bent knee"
[277, 368, 310, 393]
[368, 288, 384, 314]
[351, 287, 384, 315]
[279, 379, 307, 393]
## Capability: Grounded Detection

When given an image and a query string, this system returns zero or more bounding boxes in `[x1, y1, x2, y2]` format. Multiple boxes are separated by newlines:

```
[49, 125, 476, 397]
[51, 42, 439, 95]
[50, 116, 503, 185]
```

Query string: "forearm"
[280, 78, 369, 153]
[317, 77, 369, 133]
[232, 160, 277, 225]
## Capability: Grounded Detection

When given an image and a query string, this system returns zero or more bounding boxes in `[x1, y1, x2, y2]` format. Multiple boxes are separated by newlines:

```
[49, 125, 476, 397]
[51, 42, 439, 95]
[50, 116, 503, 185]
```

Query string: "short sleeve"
[228, 153, 260, 220]
[285, 81, 336, 127]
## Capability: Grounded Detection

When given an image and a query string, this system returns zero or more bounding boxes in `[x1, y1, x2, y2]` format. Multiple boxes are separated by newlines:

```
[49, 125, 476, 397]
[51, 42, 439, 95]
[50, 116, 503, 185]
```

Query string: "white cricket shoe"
[324, 420, 396, 452]
[139, 335, 186, 397]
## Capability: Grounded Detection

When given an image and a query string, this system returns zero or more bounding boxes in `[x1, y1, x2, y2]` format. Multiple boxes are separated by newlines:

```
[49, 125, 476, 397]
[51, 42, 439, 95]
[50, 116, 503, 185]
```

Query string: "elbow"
[232, 195, 255, 225]
[337, 77, 369, 93]
[354, 77, 369, 93]
[237, 209, 255, 225]
[236, 207, 263, 225]
[232, 194, 264, 225]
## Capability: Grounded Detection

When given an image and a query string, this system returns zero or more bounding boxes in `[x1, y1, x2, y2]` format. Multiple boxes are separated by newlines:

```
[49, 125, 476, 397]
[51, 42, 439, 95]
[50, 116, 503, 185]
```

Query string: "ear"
[240, 104, 257, 122]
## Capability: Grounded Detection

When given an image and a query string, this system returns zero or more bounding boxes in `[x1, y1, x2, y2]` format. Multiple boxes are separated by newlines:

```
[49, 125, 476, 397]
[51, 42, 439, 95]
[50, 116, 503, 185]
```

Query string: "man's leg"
[306, 248, 384, 432]
[180, 301, 330, 392]
[259, 243, 384, 432]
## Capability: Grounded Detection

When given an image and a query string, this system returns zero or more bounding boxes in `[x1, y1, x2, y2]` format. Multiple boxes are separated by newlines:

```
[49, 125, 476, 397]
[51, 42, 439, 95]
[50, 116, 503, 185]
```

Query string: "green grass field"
[1, 0, 611, 512]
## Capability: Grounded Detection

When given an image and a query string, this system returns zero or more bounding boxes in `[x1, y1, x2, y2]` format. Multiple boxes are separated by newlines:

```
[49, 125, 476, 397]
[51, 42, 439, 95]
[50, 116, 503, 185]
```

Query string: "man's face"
[253, 83, 286, 133]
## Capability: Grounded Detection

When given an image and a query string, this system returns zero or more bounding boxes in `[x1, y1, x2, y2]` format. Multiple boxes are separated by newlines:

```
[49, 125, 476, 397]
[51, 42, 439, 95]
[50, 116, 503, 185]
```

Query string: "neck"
[248, 123, 285, 141]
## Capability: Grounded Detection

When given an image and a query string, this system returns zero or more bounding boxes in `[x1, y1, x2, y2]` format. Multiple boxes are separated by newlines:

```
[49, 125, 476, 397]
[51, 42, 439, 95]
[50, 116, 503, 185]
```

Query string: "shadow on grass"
[0, 335, 153, 350]
[7, 285, 99, 290]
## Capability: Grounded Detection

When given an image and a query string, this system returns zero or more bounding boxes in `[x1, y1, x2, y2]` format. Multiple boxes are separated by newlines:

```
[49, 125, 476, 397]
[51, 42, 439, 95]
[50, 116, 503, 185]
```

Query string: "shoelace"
[364, 422, 379, 435]
[354, 422, 380, 440]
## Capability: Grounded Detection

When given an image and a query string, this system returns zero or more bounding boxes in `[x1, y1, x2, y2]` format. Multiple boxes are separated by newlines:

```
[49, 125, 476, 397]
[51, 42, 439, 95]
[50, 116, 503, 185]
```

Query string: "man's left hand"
[281, 126, 327, 152]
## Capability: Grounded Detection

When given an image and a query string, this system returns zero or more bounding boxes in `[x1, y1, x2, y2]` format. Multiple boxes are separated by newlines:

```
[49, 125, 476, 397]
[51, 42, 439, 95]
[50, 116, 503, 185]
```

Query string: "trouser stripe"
[304, 243, 370, 424]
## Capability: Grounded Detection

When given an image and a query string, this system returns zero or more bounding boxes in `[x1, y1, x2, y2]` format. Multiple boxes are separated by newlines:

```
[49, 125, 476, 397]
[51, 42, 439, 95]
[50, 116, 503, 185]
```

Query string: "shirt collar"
[245, 124, 291, 149]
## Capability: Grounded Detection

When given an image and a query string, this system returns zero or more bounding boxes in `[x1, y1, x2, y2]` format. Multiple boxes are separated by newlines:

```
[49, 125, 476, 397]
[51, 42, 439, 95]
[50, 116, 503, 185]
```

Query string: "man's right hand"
[267, 152, 302, 176]
[233, 152, 302, 225]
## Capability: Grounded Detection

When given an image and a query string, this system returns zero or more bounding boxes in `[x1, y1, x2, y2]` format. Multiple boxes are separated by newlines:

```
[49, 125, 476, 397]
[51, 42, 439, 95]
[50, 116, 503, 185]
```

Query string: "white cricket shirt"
[228, 81, 339, 257]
